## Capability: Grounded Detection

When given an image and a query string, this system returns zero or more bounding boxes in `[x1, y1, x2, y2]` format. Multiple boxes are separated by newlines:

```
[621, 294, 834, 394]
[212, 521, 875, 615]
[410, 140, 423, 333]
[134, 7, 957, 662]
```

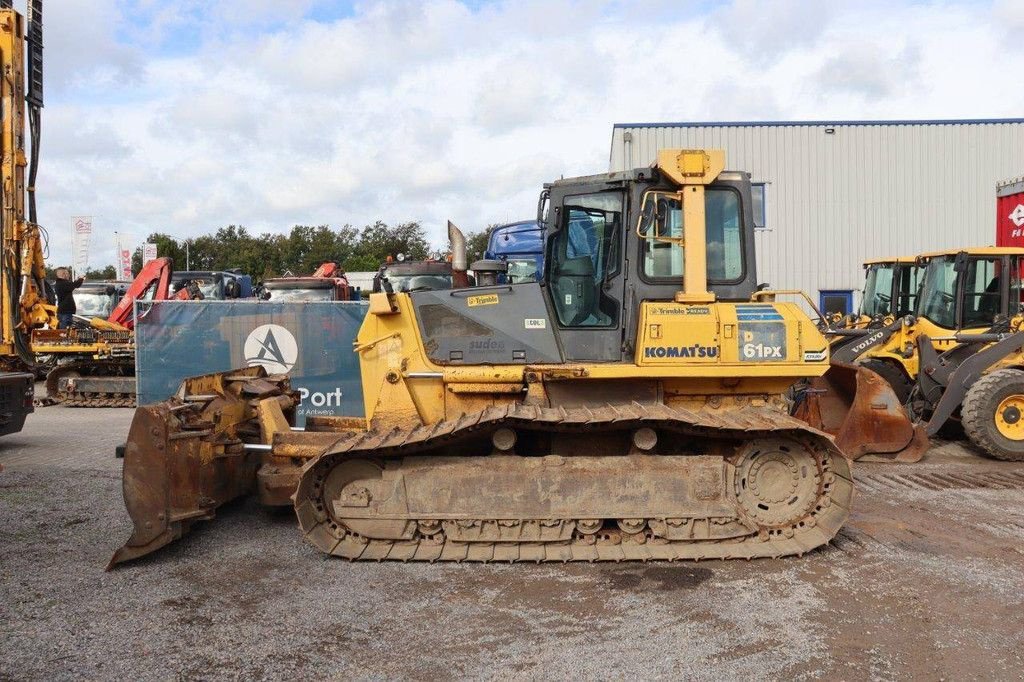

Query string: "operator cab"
[540, 166, 756, 359]
[916, 249, 1024, 331]
[72, 280, 131, 319]
[373, 260, 454, 293]
[171, 271, 251, 300]
[860, 259, 922, 319]
[264, 278, 344, 302]
[408, 159, 759, 364]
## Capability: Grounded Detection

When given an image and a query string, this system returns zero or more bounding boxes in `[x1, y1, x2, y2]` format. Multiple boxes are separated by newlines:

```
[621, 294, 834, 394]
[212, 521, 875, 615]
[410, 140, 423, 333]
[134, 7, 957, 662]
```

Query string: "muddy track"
[293, 403, 855, 562]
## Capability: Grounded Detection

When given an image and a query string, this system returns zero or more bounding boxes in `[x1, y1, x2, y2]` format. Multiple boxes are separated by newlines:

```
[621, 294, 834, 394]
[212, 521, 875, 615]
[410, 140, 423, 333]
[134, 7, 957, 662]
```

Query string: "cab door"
[545, 186, 627, 362]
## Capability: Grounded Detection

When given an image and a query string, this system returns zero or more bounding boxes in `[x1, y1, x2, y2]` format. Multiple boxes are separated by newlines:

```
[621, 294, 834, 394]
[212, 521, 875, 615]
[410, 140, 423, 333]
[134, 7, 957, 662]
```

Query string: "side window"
[642, 194, 684, 279]
[640, 188, 743, 282]
[550, 192, 622, 327]
[752, 183, 767, 229]
[962, 258, 1001, 328]
[896, 264, 922, 317]
[1011, 257, 1023, 315]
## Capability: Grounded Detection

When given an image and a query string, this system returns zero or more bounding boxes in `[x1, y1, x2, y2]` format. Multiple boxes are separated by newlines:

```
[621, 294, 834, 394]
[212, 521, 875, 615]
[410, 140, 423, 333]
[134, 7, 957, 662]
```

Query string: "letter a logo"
[244, 324, 298, 374]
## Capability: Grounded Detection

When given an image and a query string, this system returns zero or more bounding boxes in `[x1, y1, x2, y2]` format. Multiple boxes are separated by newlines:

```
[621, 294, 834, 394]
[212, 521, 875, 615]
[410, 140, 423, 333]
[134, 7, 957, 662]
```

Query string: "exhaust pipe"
[448, 220, 470, 288]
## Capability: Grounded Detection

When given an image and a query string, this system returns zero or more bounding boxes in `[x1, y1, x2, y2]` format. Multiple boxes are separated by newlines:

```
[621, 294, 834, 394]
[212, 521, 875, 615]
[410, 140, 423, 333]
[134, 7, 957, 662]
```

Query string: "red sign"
[119, 248, 132, 280]
[997, 185, 1024, 247]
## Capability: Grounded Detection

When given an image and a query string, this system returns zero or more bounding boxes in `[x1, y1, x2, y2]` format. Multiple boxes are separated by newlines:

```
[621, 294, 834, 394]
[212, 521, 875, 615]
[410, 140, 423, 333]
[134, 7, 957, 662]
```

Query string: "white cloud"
[32, 0, 1024, 269]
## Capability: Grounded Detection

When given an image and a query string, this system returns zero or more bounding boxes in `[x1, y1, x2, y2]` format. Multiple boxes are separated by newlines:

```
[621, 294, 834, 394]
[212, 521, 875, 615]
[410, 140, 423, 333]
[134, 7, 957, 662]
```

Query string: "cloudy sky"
[37, 0, 1024, 269]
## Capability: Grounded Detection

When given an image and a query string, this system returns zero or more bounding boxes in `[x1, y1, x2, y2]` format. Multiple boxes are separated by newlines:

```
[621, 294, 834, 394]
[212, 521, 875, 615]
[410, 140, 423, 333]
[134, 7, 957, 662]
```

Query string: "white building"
[609, 119, 1024, 315]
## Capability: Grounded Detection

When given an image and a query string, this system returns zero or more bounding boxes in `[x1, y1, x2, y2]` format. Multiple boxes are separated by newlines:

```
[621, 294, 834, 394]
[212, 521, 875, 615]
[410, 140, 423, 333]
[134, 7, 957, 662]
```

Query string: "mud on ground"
[2, 406, 1023, 679]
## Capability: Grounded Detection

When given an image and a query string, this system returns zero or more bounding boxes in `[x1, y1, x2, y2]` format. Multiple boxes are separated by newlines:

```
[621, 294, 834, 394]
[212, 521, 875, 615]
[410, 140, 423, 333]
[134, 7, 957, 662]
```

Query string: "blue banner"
[136, 300, 368, 425]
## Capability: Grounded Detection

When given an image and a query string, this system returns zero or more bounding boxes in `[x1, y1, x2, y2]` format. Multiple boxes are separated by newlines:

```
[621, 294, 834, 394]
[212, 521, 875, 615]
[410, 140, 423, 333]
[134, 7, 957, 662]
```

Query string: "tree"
[97, 218, 439, 285]
[465, 227, 492, 264]
[84, 265, 117, 280]
[349, 221, 430, 271]
[131, 232, 188, 274]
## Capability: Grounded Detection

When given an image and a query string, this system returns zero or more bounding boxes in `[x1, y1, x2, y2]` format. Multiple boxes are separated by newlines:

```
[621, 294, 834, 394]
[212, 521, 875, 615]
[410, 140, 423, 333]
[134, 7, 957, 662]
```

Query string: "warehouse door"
[819, 290, 853, 317]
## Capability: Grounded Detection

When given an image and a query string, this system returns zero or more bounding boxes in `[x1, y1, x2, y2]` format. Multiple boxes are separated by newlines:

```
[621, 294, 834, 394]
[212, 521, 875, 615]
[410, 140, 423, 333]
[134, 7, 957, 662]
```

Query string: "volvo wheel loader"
[801, 248, 1024, 462]
[109, 149, 875, 567]
[827, 257, 922, 376]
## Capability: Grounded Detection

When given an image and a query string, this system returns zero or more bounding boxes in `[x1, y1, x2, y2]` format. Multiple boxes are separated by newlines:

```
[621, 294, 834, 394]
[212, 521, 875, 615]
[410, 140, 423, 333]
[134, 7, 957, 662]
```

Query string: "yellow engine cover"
[634, 301, 829, 373]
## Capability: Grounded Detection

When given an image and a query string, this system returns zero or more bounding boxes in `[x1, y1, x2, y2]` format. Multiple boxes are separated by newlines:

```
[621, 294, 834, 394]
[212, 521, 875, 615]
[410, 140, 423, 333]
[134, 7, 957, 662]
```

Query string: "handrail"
[751, 289, 827, 322]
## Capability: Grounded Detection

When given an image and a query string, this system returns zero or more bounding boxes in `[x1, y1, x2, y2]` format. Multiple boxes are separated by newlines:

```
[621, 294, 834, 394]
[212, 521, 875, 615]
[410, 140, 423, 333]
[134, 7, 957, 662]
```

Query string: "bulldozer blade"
[108, 367, 294, 569]
[793, 362, 928, 463]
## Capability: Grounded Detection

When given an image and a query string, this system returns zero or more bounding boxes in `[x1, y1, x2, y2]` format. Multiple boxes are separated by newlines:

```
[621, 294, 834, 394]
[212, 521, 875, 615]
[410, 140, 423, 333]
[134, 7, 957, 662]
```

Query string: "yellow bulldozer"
[109, 148, 878, 567]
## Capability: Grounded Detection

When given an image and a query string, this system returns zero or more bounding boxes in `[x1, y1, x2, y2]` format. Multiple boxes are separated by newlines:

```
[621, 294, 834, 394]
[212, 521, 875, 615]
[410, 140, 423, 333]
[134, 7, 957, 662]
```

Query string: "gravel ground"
[3, 401, 1024, 679]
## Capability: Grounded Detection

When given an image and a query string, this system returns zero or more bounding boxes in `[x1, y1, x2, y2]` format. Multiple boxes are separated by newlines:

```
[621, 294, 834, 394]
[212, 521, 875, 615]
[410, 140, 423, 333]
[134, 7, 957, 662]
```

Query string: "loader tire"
[861, 358, 914, 404]
[962, 368, 1024, 462]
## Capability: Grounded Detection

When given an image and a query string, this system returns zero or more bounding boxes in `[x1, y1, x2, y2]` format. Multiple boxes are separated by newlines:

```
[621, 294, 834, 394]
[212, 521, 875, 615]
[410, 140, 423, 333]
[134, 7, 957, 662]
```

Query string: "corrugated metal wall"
[609, 121, 1024, 308]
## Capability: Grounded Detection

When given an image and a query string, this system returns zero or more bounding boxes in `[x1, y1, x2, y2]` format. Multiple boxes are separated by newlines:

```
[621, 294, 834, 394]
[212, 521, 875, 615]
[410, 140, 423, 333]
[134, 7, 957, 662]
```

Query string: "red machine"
[262, 262, 353, 301]
[107, 257, 200, 330]
[996, 178, 1024, 248]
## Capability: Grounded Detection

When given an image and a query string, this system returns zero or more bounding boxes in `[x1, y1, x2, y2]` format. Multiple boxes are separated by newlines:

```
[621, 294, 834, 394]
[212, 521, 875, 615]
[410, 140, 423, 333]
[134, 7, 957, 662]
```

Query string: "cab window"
[861, 264, 894, 317]
[640, 188, 743, 282]
[895, 264, 922, 317]
[918, 257, 958, 329]
[549, 192, 622, 327]
[961, 258, 1001, 328]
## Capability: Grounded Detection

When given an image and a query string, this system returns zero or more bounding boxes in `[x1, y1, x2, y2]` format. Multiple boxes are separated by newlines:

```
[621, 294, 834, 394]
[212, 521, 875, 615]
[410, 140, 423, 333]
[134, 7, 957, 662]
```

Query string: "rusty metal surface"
[292, 403, 854, 562]
[108, 366, 296, 568]
[793, 362, 927, 463]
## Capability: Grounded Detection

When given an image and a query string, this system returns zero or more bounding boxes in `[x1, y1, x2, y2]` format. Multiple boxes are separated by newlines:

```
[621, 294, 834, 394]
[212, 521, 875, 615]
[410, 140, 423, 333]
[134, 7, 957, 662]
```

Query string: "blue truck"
[484, 220, 544, 284]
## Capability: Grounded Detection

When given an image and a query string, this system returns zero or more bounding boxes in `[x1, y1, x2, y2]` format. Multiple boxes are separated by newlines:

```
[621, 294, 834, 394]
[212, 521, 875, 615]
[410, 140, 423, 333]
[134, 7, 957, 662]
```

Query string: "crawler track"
[45, 360, 136, 408]
[294, 403, 854, 562]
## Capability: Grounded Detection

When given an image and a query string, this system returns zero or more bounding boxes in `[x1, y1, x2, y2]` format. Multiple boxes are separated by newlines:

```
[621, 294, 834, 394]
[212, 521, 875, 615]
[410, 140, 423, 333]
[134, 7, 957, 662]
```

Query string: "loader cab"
[916, 249, 1024, 332]
[860, 259, 921, 319]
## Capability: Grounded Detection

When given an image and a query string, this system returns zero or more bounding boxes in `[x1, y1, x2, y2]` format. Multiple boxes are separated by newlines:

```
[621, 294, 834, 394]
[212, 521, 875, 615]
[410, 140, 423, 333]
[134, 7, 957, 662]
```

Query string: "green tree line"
[51, 220, 497, 283]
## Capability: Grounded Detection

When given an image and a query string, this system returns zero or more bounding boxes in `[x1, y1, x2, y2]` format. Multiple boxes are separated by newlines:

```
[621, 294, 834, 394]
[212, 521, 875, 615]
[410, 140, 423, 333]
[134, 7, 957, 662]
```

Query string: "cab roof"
[863, 257, 916, 266]
[918, 247, 1024, 258]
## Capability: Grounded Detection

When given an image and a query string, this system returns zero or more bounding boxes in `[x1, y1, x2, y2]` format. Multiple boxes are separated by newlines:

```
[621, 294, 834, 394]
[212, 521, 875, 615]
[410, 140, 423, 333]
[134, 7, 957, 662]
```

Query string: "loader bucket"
[792, 362, 928, 463]
[107, 367, 294, 569]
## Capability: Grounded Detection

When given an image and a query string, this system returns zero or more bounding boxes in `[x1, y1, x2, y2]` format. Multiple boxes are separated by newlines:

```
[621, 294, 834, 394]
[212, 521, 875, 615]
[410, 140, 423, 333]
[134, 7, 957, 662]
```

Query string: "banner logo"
[71, 216, 92, 276]
[244, 324, 298, 374]
[1010, 204, 1024, 228]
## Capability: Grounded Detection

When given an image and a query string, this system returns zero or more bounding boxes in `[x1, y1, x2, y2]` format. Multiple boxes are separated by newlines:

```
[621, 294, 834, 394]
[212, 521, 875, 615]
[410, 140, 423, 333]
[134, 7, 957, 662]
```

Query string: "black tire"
[961, 368, 1024, 462]
[860, 358, 914, 405]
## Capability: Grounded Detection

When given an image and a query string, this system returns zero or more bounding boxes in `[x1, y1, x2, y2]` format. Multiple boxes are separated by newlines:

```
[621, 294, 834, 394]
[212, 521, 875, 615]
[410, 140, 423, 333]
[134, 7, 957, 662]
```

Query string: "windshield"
[265, 287, 334, 302]
[860, 264, 895, 317]
[175, 278, 221, 300]
[387, 274, 452, 292]
[506, 257, 539, 284]
[918, 257, 957, 328]
[73, 291, 115, 318]
[918, 255, 1006, 330]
